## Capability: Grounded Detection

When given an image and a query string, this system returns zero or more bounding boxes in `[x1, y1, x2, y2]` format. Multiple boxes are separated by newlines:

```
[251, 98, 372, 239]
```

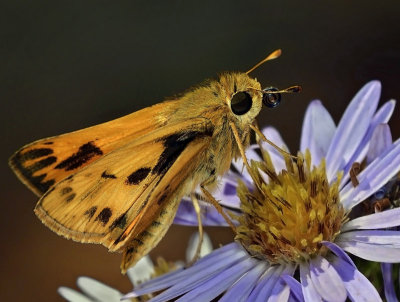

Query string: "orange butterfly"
[9, 50, 300, 272]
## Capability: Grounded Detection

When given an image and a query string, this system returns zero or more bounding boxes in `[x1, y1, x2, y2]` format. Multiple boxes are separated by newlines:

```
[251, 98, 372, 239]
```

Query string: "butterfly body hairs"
[9, 51, 300, 272]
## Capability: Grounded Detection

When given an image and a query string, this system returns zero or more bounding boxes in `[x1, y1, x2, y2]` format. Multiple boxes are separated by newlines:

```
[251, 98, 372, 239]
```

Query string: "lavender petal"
[165, 257, 257, 302]
[341, 138, 400, 210]
[77, 277, 122, 301]
[268, 266, 296, 302]
[281, 275, 305, 302]
[322, 241, 356, 267]
[300, 263, 322, 302]
[248, 265, 286, 302]
[174, 199, 228, 226]
[300, 100, 336, 166]
[339, 100, 395, 188]
[218, 262, 268, 302]
[232, 145, 262, 182]
[381, 263, 398, 302]
[126, 255, 155, 286]
[331, 255, 382, 302]
[124, 243, 243, 298]
[185, 232, 213, 263]
[261, 126, 288, 172]
[367, 124, 393, 164]
[309, 256, 347, 301]
[337, 230, 400, 262]
[326, 81, 381, 182]
[341, 208, 400, 232]
[338, 230, 400, 246]
[58, 287, 93, 302]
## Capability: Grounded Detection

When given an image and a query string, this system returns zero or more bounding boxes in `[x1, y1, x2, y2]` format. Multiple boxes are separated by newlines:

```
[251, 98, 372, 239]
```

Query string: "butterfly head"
[222, 73, 301, 128]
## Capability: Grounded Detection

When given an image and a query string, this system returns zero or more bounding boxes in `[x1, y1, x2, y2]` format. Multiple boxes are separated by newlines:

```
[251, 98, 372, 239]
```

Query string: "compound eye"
[263, 87, 281, 108]
[231, 91, 253, 115]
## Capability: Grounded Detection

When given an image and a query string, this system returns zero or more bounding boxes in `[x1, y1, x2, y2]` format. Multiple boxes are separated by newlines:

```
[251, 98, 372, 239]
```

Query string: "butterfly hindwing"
[34, 118, 214, 253]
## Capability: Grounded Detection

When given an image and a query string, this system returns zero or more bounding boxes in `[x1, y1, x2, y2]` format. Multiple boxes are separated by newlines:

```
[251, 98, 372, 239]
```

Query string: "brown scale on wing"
[9, 101, 179, 196]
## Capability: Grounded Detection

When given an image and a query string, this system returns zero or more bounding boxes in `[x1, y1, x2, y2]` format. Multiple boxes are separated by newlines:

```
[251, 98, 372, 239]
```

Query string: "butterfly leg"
[230, 121, 265, 193]
[200, 180, 236, 233]
[186, 193, 204, 267]
[250, 123, 296, 159]
[229, 121, 252, 173]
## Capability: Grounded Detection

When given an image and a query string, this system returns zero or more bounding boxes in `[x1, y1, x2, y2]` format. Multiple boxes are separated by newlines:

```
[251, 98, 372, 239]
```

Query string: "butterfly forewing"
[9, 101, 177, 196]
[34, 118, 214, 254]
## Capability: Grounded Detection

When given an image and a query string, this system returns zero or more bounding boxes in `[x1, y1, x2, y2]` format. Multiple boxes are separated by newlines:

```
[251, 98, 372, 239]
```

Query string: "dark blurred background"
[1, 1, 400, 301]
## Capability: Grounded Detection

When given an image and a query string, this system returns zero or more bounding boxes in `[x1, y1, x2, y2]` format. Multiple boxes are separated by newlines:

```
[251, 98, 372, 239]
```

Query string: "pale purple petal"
[322, 241, 356, 267]
[159, 257, 257, 302]
[309, 256, 347, 301]
[340, 136, 400, 198]
[367, 124, 393, 164]
[267, 266, 296, 302]
[126, 255, 154, 286]
[232, 145, 262, 182]
[124, 243, 245, 298]
[213, 171, 244, 209]
[174, 199, 228, 226]
[341, 208, 400, 232]
[300, 100, 336, 166]
[339, 100, 395, 188]
[77, 277, 122, 301]
[381, 263, 398, 302]
[58, 287, 93, 302]
[338, 230, 400, 246]
[268, 279, 291, 302]
[331, 255, 382, 301]
[219, 262, 268, 302]
[337, 230, 400, 262]
[340, 138, 400, 209]
[247, 265, 287, 302]
[300, 263, 322, 301]
[281, 275, 305, 302]
[185, 232, 213, 263]
[326, 81, 381, 181]
[261, 126, 288, 172]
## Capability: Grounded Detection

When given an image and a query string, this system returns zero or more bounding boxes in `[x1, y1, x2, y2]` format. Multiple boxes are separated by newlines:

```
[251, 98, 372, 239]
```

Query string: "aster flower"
[58, 232, 212, 302]
[124, 81, 400, 301]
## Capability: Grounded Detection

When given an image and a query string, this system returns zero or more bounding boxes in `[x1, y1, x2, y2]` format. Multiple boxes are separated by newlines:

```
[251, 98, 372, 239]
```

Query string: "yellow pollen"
[235, 150, 345, 264]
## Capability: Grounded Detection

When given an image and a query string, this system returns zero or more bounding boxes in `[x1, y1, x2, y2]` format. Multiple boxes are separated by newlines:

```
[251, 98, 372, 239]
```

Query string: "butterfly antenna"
[246, 49, 282, 74]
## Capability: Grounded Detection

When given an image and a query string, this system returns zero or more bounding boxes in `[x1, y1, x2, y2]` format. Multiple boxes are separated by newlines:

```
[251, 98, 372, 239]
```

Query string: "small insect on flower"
[9, 50, 301, 273]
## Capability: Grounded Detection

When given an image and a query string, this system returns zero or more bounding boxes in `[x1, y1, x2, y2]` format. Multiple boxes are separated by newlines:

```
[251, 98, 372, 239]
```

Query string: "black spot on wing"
[65, 193, 76, 202]
[101, 171, 117, 179]
[152, 129, 213, 176]
[126, 247, 135, 255]
[126, 167, 151, 185]
[55, 142, 103, 171]
[10, 149, 57, 194]
[84, 206, 97, 220]
[60, 187, 73, 196]
[133, 238, 144, 246]
[157, 192, 169, 205]
[151, 220, 162, 227]
[28, 156, 57, 173]
[95, 207, 112, 225]
[20, 148, 54, 161]
[109, 213, 127, 230]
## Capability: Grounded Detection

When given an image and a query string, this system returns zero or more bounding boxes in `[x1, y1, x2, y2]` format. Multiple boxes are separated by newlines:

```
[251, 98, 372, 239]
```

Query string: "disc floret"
[235, 151, 345, 264]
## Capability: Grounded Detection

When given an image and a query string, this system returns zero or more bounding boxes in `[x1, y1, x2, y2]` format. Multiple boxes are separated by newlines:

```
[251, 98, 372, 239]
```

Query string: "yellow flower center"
[235, 151, 345, 264]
